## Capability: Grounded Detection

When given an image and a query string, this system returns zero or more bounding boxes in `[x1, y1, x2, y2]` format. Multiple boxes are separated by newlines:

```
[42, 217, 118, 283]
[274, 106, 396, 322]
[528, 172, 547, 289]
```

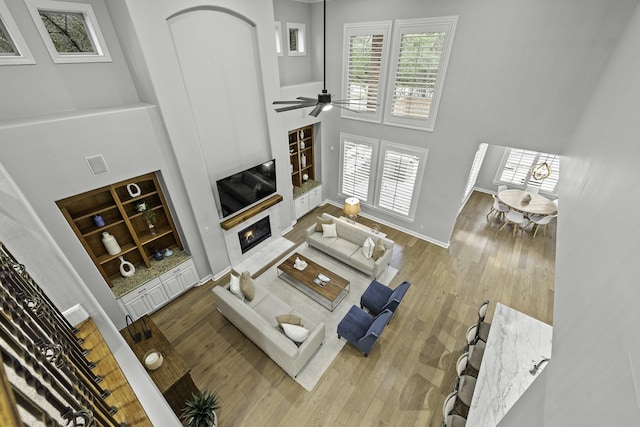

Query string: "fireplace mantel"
[220, 194, 283, 230]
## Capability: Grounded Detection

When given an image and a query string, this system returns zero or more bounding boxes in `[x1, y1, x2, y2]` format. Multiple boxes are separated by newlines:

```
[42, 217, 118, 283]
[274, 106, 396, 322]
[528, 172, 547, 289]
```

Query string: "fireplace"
[238, 216, 272, 254]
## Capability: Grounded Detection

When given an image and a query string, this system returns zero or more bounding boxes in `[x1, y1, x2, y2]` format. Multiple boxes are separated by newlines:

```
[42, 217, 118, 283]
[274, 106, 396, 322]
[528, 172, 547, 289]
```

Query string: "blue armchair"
[360, 280, 411, 316]
[337, 306, 393, 357]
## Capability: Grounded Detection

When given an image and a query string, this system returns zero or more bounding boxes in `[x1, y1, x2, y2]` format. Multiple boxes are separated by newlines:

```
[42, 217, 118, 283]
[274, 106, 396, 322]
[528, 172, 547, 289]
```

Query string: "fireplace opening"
[238, 216, 272, 254]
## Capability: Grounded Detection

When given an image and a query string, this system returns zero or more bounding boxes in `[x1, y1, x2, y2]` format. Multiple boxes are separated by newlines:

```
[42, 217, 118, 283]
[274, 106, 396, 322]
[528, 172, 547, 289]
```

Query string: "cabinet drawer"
[120, 278, 162, 304]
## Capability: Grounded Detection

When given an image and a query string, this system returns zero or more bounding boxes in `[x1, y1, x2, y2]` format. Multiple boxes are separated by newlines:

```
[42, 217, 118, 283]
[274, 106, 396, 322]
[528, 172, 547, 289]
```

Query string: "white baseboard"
[62, 304, 90, 327]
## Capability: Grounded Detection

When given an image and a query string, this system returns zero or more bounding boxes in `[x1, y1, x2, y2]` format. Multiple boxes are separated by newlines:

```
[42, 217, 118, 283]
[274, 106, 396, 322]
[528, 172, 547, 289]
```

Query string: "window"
[275, 22, 283, 56]
[341, 21, 391, 122]
[496, 148, 560, 194]
[375, 142, 428, 219]
[286, 22, 305, 56]
[26, 0, 111, 63]
[0, 0, 35, 65]
[384, 16, 457, 131]
[339, 134, 377, 203]
[461, 143, 488, 210]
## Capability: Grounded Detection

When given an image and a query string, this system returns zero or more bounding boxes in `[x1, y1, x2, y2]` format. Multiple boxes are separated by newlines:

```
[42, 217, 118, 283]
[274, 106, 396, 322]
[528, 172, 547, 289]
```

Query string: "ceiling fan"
[272, 0, 362, 117]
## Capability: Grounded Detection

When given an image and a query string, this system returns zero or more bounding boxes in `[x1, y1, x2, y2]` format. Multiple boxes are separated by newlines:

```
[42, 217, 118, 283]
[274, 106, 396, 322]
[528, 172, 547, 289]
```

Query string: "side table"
[120, 315, 199, 417]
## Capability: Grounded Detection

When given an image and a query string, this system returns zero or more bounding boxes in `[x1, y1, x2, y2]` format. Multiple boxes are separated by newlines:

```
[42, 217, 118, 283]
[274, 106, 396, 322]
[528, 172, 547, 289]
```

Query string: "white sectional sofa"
[306, 213, 394, 278]
[212, 280, 325, 378]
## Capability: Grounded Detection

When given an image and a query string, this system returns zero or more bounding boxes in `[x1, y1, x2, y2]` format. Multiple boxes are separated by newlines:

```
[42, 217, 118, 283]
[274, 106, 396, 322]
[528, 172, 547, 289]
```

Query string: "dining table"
[498, 189, 558, 216]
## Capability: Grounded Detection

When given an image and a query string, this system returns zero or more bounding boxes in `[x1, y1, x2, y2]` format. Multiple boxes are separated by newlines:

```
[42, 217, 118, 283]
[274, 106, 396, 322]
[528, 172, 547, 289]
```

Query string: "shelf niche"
[289, 124, 315, 188]
[56, 172, 184, 288]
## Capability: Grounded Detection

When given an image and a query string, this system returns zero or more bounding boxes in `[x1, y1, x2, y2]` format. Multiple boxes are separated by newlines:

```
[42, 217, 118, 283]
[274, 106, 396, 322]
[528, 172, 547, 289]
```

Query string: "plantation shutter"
[390, 31, 446, 120]
[499, 149, 538, 186]
[378, 150, 420, 216]
[463, 143, 488, 201]
[341, 141, 373, 202]
[346, 34, 384, 112]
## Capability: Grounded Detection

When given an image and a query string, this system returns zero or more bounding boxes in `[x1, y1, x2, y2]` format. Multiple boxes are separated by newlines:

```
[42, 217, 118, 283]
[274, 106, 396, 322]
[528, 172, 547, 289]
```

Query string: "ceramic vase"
[93, 215, 105, 227]
[101, 232, 121, 255]
[119, 256, 135, 277]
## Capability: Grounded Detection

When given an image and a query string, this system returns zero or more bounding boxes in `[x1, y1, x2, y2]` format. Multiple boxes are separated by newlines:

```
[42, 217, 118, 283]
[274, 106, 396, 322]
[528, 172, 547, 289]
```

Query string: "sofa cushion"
[328, 238, 360, 259]
[253, 294, 292, 326]
[229, 272, 242, 297]
[282, 323, 310, 343]
[373, 239, 386, 260]
[245, 282, 269, 308]
[349, 248, 376, 272]
[316, 216, 333, 232]
[322, 223, 337, 238]
[307, 232, 336, 250]
[276, 314, 302, 327]
[362, 236, 375, 259]
[240, 271, 255, 301]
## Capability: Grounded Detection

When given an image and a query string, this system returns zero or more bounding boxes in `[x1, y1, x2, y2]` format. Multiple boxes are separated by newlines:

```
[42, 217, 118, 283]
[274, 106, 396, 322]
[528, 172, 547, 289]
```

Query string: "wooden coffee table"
[276, 252, 350, 311]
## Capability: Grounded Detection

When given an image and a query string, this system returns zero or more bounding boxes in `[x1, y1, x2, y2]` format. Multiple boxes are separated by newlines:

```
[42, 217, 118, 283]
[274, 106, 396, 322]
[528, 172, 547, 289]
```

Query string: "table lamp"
[344, 197, 361, 223]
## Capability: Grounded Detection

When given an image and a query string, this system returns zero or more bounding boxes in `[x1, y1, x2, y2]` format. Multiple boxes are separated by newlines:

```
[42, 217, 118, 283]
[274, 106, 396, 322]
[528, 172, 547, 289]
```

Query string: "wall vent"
[85, 155, 109, 175]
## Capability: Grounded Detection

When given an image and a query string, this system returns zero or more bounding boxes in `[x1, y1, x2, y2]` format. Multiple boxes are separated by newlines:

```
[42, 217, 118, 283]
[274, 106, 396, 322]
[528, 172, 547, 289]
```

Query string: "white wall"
[109, 0, 294, 278]
[500, 1, 640, 425]
[0, 0, 138, 121]
[273, 0, 314, 86]
[311, 0, 637, 245]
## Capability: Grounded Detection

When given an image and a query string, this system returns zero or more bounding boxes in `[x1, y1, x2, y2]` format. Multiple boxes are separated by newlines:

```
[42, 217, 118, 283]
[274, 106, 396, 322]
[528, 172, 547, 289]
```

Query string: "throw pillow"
[276, 314, 302, 327]
[315, 216, 333, 232]
[229, 272, 242, 297]
[282, 323, 310, 343]
[239, 271, 255, 301]
[372, 239, 386, 260]
[322, 223, 337, 238]
[362, 236, 375, 259]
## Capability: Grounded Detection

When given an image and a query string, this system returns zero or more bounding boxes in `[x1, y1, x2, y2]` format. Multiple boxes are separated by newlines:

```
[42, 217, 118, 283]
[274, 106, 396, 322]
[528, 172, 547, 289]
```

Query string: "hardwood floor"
[151, 191, 555, 426]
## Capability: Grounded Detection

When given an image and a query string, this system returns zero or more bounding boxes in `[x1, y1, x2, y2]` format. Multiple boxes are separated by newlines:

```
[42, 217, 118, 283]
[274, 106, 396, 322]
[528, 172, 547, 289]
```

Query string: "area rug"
[252, 242, 398, 391]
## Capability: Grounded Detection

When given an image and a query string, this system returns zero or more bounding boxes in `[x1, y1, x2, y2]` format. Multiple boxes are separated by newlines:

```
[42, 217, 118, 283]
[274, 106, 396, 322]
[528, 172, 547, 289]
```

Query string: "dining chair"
[499, 209, 529, 237]
[441, 391, 467, 427]
[528, 214, 557, 237]
[486, 195, 509, 221]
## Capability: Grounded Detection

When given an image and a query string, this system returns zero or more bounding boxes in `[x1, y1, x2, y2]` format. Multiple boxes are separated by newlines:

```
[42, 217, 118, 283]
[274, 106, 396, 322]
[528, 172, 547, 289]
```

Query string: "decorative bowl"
[143, 350, 163, 370]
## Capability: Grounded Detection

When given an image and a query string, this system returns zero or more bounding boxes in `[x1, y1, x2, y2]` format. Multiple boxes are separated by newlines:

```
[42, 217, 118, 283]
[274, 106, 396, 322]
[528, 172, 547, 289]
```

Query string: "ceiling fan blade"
[273, 100, 311, 105]
[308, 104, 325, 117]
[274, 103, 314, 113]
[296, 97, 317, 102]
[330, 103, 365, 113]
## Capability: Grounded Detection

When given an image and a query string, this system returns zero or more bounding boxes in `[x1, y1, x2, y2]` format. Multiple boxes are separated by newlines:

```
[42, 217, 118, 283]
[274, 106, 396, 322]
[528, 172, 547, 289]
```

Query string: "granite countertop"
[111, 250, 192, 298]
[293, 179, 321, 199]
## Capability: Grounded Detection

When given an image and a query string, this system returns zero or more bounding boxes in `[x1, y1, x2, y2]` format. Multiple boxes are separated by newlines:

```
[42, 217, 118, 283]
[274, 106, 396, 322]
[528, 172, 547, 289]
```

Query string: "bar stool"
[455, 352, 476, 409]
[441, 391, 467, 427]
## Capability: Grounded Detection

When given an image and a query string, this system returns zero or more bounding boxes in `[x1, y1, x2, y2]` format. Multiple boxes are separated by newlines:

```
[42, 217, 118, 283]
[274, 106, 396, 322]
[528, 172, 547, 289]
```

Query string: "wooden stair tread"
[76, 317, 152, 427]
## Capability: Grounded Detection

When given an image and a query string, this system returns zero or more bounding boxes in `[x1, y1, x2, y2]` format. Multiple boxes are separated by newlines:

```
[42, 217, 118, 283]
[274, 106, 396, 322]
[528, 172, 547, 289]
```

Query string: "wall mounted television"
[216, 159, 277, 218]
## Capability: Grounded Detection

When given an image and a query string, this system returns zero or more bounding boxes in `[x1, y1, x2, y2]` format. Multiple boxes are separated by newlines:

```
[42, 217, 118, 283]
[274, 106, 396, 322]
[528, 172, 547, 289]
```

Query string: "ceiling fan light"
[322, 104, 333, 111]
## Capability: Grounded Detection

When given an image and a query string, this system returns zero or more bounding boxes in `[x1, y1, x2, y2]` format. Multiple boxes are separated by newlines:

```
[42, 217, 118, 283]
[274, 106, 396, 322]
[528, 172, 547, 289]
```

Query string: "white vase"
[119, 256, 135, 277]
[301, 154, 306, 168]
[102, 232, 121, 255]
[300, 141, 305, 149]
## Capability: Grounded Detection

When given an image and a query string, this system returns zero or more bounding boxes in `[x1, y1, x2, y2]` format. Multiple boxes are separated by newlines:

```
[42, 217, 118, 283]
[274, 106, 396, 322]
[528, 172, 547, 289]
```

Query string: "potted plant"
[181, 390, 221, 427]
[135, 200, 157, 235]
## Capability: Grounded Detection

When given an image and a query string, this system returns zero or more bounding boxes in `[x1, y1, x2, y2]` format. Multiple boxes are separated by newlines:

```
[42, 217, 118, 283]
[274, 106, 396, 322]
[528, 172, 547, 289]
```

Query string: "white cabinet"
[294, 184, 322, 218]
[159, 259, 198, 299]
[120, 278, 168, 320]
[118, 258, 199, 320]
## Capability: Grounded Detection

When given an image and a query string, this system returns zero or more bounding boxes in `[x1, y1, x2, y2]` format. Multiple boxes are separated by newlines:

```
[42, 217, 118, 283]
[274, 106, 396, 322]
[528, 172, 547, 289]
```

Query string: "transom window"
[26, 0, 111, 63]
[384, 17, 458, 131]
[0, 0, 35, 65]
[496, 148, 560, 194]
[341, 21, 391, 122]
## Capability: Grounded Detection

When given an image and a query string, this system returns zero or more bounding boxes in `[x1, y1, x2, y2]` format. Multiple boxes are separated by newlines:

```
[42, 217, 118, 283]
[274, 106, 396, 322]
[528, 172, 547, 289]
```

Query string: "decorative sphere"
[303, 174, 309, 181]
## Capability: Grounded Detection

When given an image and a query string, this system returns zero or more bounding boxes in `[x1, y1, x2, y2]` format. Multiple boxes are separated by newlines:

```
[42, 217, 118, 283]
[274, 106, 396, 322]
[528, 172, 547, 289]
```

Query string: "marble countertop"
[293, 179, 321, 199]
[111, 250, 192, 298]
[466, 303, 553, 427]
